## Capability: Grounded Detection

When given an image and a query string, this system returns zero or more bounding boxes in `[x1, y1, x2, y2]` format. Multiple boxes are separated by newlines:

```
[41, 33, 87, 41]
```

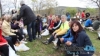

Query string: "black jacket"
[72, 30, 94, 56]
[17, 4, 36, 25]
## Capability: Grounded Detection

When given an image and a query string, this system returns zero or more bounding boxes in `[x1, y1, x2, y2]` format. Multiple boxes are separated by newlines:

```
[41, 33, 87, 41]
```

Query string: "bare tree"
[90, 0, 100, 17]
[12, 0, 17, 9]
[0, 0, 2, 17]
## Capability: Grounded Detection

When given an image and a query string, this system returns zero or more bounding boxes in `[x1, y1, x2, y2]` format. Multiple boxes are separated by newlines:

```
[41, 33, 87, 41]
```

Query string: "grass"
[17, 30, 100, 56]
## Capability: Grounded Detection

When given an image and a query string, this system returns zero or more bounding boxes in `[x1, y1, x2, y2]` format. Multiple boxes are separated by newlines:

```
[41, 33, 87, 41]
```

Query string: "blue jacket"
[62, 29, 73, 43]
[72, 30, 94, 56]
[84, 19, 92, 27]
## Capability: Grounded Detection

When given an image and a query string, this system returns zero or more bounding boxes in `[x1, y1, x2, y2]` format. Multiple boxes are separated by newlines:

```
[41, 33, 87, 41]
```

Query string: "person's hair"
[61, 15, 67, 19]
[71, 20, 83, 39]
[20, 0, 25, 5]
[52, 15, 56, 20]
[0, 18, 3, 21]
[3, 14, 12, 22]
[58, 15, 61, 19]
[83, 10, 85, 12]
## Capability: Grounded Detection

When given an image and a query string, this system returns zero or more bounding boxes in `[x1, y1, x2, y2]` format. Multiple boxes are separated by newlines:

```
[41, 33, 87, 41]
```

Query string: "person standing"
[17, 1, 36, 42]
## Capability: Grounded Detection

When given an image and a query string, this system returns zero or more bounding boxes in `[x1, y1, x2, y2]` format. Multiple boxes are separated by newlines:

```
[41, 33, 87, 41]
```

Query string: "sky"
[57, 0, 97, 8]
[1, 0, 98, 13]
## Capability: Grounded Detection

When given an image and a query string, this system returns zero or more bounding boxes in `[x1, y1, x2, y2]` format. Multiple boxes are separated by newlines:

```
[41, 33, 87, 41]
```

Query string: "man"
[17, 1, 36, 42]
[81, 10, 85, 23]
[42, 15, 69, 45]
[48, 15, 62, 34]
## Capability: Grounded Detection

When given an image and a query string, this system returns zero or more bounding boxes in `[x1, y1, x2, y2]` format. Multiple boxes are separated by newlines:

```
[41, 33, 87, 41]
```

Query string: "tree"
[86, 8, 97, 16]
[0, 0, 2, 17]
[80, 0, 100, 17]
[66, 7, 77, 17]
[12, 0, 17, 9]
[32, 0, 57, 15]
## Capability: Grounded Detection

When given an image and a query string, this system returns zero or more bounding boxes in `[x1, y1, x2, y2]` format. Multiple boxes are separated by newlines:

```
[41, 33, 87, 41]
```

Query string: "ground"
[18, 30, 100, 56]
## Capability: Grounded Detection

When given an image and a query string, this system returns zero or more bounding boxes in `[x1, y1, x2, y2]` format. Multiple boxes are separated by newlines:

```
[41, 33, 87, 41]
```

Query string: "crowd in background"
[0, 0, 99, 56]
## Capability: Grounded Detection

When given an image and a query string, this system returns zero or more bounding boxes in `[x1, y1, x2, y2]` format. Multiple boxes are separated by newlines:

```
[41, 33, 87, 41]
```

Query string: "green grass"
[17, 30, 100, 56]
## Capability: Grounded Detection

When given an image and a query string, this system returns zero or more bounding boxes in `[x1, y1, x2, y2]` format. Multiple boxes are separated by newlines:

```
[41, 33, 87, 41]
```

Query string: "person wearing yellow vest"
[42, 15, 69, 45]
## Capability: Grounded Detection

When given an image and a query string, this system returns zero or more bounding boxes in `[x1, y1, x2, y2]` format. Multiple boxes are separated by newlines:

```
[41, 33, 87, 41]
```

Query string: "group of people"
[0, 1, 96, 56]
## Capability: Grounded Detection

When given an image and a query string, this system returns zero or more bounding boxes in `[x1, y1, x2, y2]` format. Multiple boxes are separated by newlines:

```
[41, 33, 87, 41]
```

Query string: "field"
[18, 30, 100, 56]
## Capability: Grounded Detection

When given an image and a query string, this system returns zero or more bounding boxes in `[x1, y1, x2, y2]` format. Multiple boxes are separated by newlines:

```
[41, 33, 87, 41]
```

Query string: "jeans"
[27, 21, 36, 41]
[0, 45, 9, 56]
[4, 37, 16, 52]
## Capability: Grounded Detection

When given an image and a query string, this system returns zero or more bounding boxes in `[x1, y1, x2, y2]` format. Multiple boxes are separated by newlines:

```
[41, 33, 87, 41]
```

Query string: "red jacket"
[0, 29, 7, 47]
[49, 20, 55, 28]
[81, 12, 85, 19]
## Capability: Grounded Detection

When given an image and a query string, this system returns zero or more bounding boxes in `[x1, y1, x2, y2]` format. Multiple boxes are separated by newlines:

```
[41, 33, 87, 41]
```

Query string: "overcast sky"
[1, 0, 98, 13]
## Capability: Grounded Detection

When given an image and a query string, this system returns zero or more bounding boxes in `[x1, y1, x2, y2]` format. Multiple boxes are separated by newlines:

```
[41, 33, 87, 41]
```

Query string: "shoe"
[28, 40, 33, 42]
[42, 41, 49, 45]
[53, 46, 59, 50]
[21, 41, 28, 44]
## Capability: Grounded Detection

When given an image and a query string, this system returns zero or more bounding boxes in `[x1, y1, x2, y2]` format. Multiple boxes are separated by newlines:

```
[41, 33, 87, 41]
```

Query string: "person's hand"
[66, 41, 72, 46]
[54, 34, 57, 38]
[52, 32, 55, 35]
[14, 21, 19, 25]
[48, 27, 52, 30]
[60, 38, 64, 43]
[15, 30, 18, 32]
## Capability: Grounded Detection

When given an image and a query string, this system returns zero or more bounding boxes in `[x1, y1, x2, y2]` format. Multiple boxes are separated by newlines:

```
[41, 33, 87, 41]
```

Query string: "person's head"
[56, 15, 61, 21]
[20, 0, 25, 6]
[83, 10, 85, 12]
[71, 20, 83, 34]
[52, 15, 56, 22]
[68, 21, 73, 27]
[4, 14, 12, 22]
[0, 18, 3, 29]
[61, 15, 67, 23]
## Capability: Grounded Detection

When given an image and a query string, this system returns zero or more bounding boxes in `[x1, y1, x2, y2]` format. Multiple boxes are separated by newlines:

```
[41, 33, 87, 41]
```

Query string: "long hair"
[71, 20, 83, 39]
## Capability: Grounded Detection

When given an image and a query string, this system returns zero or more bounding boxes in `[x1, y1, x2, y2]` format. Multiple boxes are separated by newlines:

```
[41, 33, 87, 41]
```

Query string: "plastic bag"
[41, 29, 49, 36]
[9, 45, 18, 56]
[23, 28, 28, 35]
[14, 43, 30, 51]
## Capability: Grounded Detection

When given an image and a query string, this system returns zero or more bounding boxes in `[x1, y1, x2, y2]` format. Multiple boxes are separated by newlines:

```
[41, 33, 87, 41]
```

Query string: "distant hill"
[34, 6, 98, 16]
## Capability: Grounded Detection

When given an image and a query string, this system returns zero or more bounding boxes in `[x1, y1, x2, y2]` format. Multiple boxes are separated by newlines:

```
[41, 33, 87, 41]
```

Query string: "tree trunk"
[0, 0, 2, 17]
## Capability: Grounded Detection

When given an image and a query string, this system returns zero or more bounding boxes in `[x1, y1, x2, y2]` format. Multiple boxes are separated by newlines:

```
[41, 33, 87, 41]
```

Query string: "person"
[66, 12, 70, 21]
[96, 16, 100, 21]
[81, 10, 85, 23]
[0, 19, 9, 56]
[35, 15, 43, 38]
[2, 14, 18, 51]
[42, 15, 69, 45]
[84, 17, 93, 27]
[48, 15, 56, 34]
[76, 11, 81, 20]
[85, 12, 90, 19]
[17, 1, 36, 42]
[52, 15, 62, 31]
[54, 21, 73, 49]
[66, 21, 94, 56]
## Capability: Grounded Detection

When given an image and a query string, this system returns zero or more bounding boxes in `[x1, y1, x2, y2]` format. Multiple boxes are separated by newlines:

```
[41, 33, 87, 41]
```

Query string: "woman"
[66, 21, 94, 56]
[2, 14, 18, 49]
[0, 19, 9, 56]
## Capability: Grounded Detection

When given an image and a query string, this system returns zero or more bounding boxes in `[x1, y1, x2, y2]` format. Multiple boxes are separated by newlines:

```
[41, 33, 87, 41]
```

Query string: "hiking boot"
[53, 46, 59, 50]
[42, 41, 49, 45]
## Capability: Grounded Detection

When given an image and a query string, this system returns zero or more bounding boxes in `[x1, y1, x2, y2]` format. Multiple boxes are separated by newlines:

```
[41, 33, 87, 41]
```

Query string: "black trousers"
[57, 35, 65, 46]
[35, 28, 40, 37]
[9, 35, 17, 45]
[14, 32, 23, 41]
[0, 45, 9, 56]
[48, 34, 64, 44]
[49, 29, 55, 35]
[4, 37, 16, 52]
